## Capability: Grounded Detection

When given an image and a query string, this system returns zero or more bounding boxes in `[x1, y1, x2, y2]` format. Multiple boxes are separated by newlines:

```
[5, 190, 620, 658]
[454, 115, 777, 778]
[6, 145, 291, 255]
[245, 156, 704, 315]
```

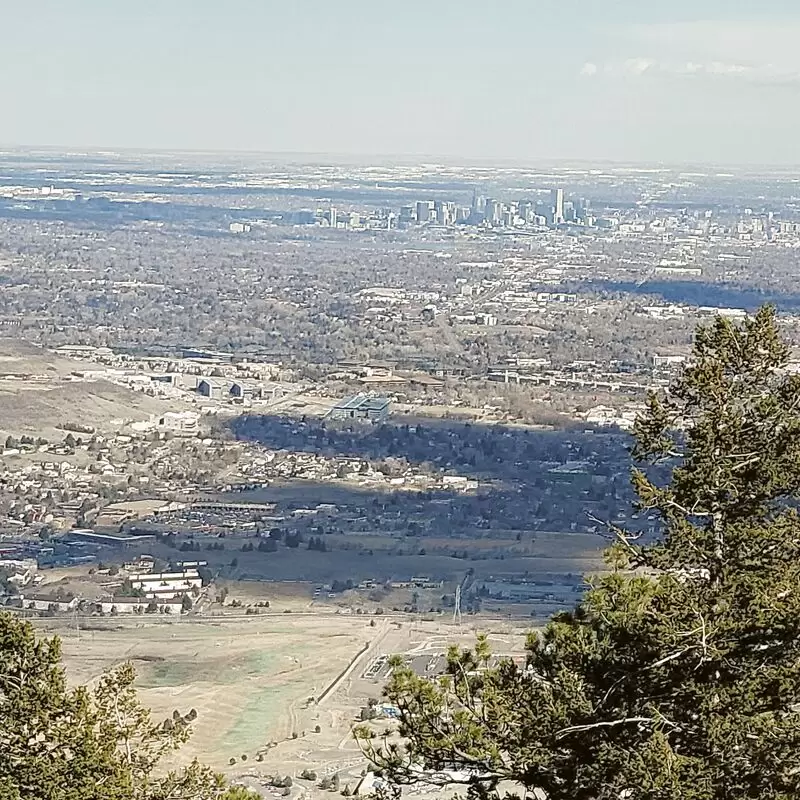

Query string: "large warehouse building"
[327, 394, 391, 423]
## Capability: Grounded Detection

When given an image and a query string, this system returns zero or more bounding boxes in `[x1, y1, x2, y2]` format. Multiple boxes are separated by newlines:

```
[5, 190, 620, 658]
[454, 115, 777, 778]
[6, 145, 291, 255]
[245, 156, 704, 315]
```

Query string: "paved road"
[318, 619, 392, 707]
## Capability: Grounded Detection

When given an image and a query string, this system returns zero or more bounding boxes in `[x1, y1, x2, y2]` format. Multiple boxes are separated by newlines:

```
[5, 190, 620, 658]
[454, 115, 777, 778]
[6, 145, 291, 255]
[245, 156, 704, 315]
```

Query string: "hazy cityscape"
[1, 150, 798, 789]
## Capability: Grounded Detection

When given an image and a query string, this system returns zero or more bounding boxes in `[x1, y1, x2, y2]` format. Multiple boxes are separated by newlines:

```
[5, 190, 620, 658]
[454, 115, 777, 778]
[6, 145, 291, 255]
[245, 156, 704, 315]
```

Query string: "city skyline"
[3, 1, 800, 165]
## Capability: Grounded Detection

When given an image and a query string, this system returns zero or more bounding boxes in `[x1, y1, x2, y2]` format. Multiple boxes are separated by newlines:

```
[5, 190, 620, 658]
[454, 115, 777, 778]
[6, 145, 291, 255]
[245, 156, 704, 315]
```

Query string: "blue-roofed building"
[328, 394, 391, 423]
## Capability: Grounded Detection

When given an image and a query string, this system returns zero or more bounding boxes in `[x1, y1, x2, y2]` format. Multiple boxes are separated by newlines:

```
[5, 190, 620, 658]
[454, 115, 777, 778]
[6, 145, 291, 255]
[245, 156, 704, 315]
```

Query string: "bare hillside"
[0, 339, 172, 439]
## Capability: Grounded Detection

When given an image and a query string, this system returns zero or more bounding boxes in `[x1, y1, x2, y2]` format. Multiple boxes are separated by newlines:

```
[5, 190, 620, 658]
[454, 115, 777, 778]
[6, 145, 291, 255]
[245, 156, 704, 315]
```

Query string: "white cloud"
[705, 61, 748, 76]
[613, 18, 800, 84]
[677, 62, 704, 75]
[580, 57, 800, 88]
[623, 57, 656, 76]
[677, 61, 800, 86]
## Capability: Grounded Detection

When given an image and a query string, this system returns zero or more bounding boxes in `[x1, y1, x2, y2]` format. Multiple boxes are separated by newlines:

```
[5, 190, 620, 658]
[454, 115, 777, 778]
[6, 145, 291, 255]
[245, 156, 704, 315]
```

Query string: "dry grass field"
[38, 612, 531, 790]
[45, 614, 371, 769]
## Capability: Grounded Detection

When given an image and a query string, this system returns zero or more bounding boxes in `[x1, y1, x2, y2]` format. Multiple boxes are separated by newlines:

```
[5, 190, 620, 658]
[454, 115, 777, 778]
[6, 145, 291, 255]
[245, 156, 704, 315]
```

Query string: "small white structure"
[653, 354, 686, 368]
[158, 411, 200, 433]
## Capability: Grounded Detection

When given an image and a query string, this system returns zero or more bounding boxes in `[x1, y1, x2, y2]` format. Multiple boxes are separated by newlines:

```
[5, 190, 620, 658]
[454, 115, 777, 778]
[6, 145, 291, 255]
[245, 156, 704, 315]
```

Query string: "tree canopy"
[0, 612, 260, 800]
[357, 305, 800, 800]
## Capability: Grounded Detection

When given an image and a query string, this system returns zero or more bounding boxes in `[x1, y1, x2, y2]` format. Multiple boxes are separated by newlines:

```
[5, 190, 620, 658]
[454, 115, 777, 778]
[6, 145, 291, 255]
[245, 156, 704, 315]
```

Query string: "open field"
[130, 537, 604, 591]
[45, 614, 370, 769]
[38, 613, 530, 792]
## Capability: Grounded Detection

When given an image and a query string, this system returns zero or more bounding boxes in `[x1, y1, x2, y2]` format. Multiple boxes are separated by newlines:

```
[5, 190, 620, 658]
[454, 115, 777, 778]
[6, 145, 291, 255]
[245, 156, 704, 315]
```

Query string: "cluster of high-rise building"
[471, 188, 593, 228]
[305, 188, 593, 232]
[396, 188, 593, 230]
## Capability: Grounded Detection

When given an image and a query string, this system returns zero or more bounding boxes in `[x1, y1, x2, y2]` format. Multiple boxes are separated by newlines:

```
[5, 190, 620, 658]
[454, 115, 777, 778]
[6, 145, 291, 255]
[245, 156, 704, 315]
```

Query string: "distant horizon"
[2, 143, 800, 174]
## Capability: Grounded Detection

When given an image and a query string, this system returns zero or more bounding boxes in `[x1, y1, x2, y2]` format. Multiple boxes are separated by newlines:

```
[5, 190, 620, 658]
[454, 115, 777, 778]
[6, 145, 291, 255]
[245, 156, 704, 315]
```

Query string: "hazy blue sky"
[2, 0, 799, 164]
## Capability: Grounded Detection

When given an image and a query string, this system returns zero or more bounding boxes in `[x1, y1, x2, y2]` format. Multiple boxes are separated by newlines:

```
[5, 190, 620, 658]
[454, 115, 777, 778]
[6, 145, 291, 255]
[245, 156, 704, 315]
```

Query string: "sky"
[2, 0, 799, 165]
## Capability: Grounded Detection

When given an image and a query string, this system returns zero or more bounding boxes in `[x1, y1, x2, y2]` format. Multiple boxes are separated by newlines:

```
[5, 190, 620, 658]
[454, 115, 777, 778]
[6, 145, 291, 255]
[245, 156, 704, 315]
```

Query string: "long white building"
[130, 569, 202, 599]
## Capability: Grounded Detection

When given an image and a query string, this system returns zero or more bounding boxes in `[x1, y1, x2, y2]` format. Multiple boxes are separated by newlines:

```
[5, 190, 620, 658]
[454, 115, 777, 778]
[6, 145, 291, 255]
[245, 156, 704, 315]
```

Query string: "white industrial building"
[129, 569, 202, 599]
[157, 411, 200, 433]
[19, 595, 80, 613]
[96, 600, 184, 615]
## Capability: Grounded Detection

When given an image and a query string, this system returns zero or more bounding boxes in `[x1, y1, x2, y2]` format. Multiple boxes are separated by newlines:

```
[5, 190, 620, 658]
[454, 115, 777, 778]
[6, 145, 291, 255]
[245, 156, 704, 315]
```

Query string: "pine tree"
[0, 613, 260, 800]
[357, 306, 800, 800]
